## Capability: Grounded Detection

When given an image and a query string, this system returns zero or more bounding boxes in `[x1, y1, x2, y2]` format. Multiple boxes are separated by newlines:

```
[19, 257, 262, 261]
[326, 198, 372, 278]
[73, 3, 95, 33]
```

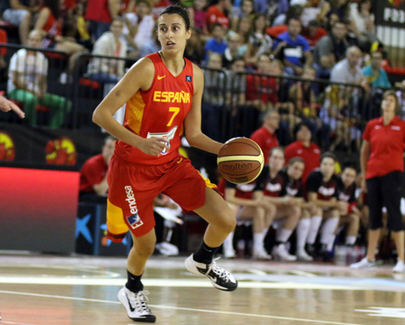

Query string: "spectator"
[362, 51, 391, 89]
[284, 122, 321, 181]
[34, 0, 87, 72]
[250, 109, 280, 164]
[87, 17, 127, 85]
[79, 136, 116, 200]
[313, 21, 349, 67]
[123, 0, 154, 58]
[206, 0, 231, 31]
[204, 24, 227, 60]
[249, 14, 273, 63]
[184, 28, 205, 65]
[330, 46, 364, 84]
[222, 33, 244, 68]
[351, 90, 405, 272]
[272, 17, 312, 76]
[349, 0, 376, 48]
[85, 0, 121, 41]
[7, 30, 72, 128]
[230, 0, 254, 31]
[0, 29, 7, 70]
[232, 16, 252, 61]
[1, 0, 36, 44]
[302, 20, 327, 48]
[192, 0, 208, 35]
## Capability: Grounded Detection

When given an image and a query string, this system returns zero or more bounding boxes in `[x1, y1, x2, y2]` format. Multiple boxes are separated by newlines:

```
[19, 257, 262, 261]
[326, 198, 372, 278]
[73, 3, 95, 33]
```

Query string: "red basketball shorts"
[106, 154, 207, 240]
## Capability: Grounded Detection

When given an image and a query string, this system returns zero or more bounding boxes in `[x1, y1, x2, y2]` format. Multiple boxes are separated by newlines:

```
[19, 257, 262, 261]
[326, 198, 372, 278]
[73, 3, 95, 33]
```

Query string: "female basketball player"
[92, 5, 237, 323]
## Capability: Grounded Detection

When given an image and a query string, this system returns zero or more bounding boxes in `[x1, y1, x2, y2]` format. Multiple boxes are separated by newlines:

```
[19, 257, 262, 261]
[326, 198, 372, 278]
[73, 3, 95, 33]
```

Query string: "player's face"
[269, 149, 285, 172]
[288, 161, 305, 180]
[381, 94, 397, 115]
[158, 14, 191, 53]
[320, 157, 335, 178]
[342, 168, 356, 187]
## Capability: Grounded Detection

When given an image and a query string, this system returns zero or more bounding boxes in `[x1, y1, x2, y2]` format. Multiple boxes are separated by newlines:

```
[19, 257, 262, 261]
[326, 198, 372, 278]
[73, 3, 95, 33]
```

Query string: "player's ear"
[185, 28, 192, 41]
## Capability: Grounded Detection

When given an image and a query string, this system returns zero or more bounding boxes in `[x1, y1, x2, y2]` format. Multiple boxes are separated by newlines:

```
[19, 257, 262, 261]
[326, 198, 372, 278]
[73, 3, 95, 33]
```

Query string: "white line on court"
[0, 321, 37, 325]
[0, 289, 360, 325]
[0, 276, 362, 290]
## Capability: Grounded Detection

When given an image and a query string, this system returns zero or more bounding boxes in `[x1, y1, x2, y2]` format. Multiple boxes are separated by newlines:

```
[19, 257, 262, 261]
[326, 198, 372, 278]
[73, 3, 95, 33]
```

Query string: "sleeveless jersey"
[115, 53, 194, 165]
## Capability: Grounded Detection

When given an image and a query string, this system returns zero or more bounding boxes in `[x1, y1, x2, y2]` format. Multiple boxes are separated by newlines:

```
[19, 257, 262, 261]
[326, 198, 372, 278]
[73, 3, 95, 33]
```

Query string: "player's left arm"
[184, 64, 223, 155]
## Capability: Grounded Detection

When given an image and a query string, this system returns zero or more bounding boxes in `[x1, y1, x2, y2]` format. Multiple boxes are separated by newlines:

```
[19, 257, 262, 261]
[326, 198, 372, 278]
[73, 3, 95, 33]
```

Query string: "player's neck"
[159, 50, 185, 77]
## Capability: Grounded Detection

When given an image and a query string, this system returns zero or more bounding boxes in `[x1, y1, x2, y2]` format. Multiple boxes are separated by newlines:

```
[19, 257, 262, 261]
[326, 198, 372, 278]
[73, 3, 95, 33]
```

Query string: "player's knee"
[216, 209, 236, 233]
[136, 243, 155, 258]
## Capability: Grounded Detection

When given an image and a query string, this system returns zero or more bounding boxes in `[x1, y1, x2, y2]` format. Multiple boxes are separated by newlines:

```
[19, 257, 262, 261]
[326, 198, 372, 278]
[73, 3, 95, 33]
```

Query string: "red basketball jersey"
[115, 52, 194, 165]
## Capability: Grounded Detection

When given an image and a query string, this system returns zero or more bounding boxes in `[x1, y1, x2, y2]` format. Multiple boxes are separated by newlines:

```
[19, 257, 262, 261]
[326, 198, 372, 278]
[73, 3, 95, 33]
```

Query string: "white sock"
[276, 228, 293, 243]
[296, 218, 311, 250]
[321, 217, 339, 250]
[307, 216, 322, 245]
[223, 232, 234, 251]
[253, 232, 265, 250]
[345, 236, 356, 246]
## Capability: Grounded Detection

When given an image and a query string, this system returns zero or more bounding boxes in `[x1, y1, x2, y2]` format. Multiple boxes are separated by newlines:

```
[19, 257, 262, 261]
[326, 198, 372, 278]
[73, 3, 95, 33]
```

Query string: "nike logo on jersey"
[177, 157, 183, 164]
[157, 75, 166, 80]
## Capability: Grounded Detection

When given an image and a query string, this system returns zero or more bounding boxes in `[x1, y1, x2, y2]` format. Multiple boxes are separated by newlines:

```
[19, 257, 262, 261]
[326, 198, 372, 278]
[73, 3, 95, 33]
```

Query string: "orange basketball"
[217, 137, 264, 184]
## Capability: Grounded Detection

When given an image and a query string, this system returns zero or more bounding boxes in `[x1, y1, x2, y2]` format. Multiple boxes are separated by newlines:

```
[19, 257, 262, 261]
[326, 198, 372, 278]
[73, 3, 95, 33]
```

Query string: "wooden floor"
[1, 253, 405, 325]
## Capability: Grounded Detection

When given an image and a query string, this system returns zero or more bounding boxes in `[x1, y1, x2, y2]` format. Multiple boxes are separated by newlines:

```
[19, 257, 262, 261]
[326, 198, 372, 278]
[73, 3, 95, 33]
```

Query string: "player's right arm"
[92, 57, 167, 156]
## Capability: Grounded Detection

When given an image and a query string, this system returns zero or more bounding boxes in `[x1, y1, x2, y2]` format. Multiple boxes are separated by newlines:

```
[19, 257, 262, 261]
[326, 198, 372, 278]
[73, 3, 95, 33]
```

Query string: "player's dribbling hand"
[141, 136, 169, 156]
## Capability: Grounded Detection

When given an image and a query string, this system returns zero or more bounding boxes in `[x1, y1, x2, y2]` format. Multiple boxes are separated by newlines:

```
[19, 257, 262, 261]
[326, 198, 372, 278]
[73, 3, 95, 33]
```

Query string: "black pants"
[366, 171, 404, 231]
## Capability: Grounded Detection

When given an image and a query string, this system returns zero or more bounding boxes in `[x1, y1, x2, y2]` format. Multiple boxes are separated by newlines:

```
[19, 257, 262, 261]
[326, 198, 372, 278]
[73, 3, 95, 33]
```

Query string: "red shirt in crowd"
[246, 75, 278, 105]
[363, 116, 405, 179]
[284, 140, 321, 181]
[85, 0, 111, 23]
[250, 126, 279, 164]
[206, 5, 229, 28]
[79, 154, 108, 192]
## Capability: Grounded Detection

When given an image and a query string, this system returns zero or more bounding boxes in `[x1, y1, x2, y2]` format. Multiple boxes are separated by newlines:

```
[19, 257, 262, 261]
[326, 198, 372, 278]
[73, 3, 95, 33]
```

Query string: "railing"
[1, 45, 405, 155]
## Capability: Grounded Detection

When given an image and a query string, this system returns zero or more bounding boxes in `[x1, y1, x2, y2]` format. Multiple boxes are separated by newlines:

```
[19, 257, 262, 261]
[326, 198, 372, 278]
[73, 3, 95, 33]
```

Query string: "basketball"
[217, 137, 264, 184]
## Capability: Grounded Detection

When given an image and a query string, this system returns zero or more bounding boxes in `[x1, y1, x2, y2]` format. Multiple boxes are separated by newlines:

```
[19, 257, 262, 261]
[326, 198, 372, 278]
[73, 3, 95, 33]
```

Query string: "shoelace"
[128, 290, 152, 313]
[209, 258, 233, 282]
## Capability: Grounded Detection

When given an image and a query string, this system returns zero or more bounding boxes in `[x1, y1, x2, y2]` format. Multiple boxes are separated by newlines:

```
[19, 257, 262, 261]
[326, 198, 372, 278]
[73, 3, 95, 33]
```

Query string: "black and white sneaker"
[117, 287, 156, 323]
[185, 254, 238, 291]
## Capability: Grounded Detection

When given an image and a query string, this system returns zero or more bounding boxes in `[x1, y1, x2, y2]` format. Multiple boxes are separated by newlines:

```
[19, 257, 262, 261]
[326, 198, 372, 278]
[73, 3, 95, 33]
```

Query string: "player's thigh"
[323, 208, 339, 219]
[238, 206, 257, 220]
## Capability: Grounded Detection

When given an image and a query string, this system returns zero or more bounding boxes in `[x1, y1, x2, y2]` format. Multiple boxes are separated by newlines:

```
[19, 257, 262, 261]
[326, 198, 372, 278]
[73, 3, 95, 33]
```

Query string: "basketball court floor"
[1, 252, 405, 325]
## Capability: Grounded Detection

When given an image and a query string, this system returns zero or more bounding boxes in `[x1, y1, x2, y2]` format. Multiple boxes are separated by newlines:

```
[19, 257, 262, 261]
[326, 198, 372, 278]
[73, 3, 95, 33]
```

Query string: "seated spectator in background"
[349, 0, 376, 48]
[206, 0, 231, 31]
[272, 17, 312, 76]
[0, 95, 25, 118]
[85, 0, 120, 41]
[314, 54, 334, 83]
[232, 16, 253, 61]
[87, 17, 127, 85]
[1, 0, 35, 44]
[284, 122, 321, 182]
[249, 14, 273, 64]
[123, 0, 154, 58]
[302, 20, 327, 48]
[184, 29, 205, 65]
[362, 51, 391, 89]
[79, 136, 116, 200]
[313, 21, 349, 67]
[7, 30, 72, 128]
[222, 33, 245, 68]
[330, 46, 364, 84]
[230, 0, 254, 31]
[226, 58, 246, 108]
[192, 0, 208, 36]
[34, 0, 87, 72]
[204, 24, 227, 61]
[336, 166, 361, 247]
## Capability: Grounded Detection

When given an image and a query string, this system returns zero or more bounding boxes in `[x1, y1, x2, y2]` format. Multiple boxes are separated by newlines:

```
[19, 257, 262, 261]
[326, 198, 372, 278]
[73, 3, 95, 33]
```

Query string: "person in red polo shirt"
[250, 109, 280, 164]
[284, 122, 321, 181]
[79, 136, 116, 199]
[206, 0, 231, 31]
[351, 90, 405, 272]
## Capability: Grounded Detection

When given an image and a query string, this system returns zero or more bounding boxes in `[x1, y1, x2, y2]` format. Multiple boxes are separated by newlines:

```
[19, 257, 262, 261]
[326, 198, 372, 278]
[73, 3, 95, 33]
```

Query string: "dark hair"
[321, 151, 337, 163]
[43, 0, 60, 19]
[293, 122, 312, 138]
[159, 5, 191, 31]
[342, 165, 357, 173]
[288, 156, 305, 166]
